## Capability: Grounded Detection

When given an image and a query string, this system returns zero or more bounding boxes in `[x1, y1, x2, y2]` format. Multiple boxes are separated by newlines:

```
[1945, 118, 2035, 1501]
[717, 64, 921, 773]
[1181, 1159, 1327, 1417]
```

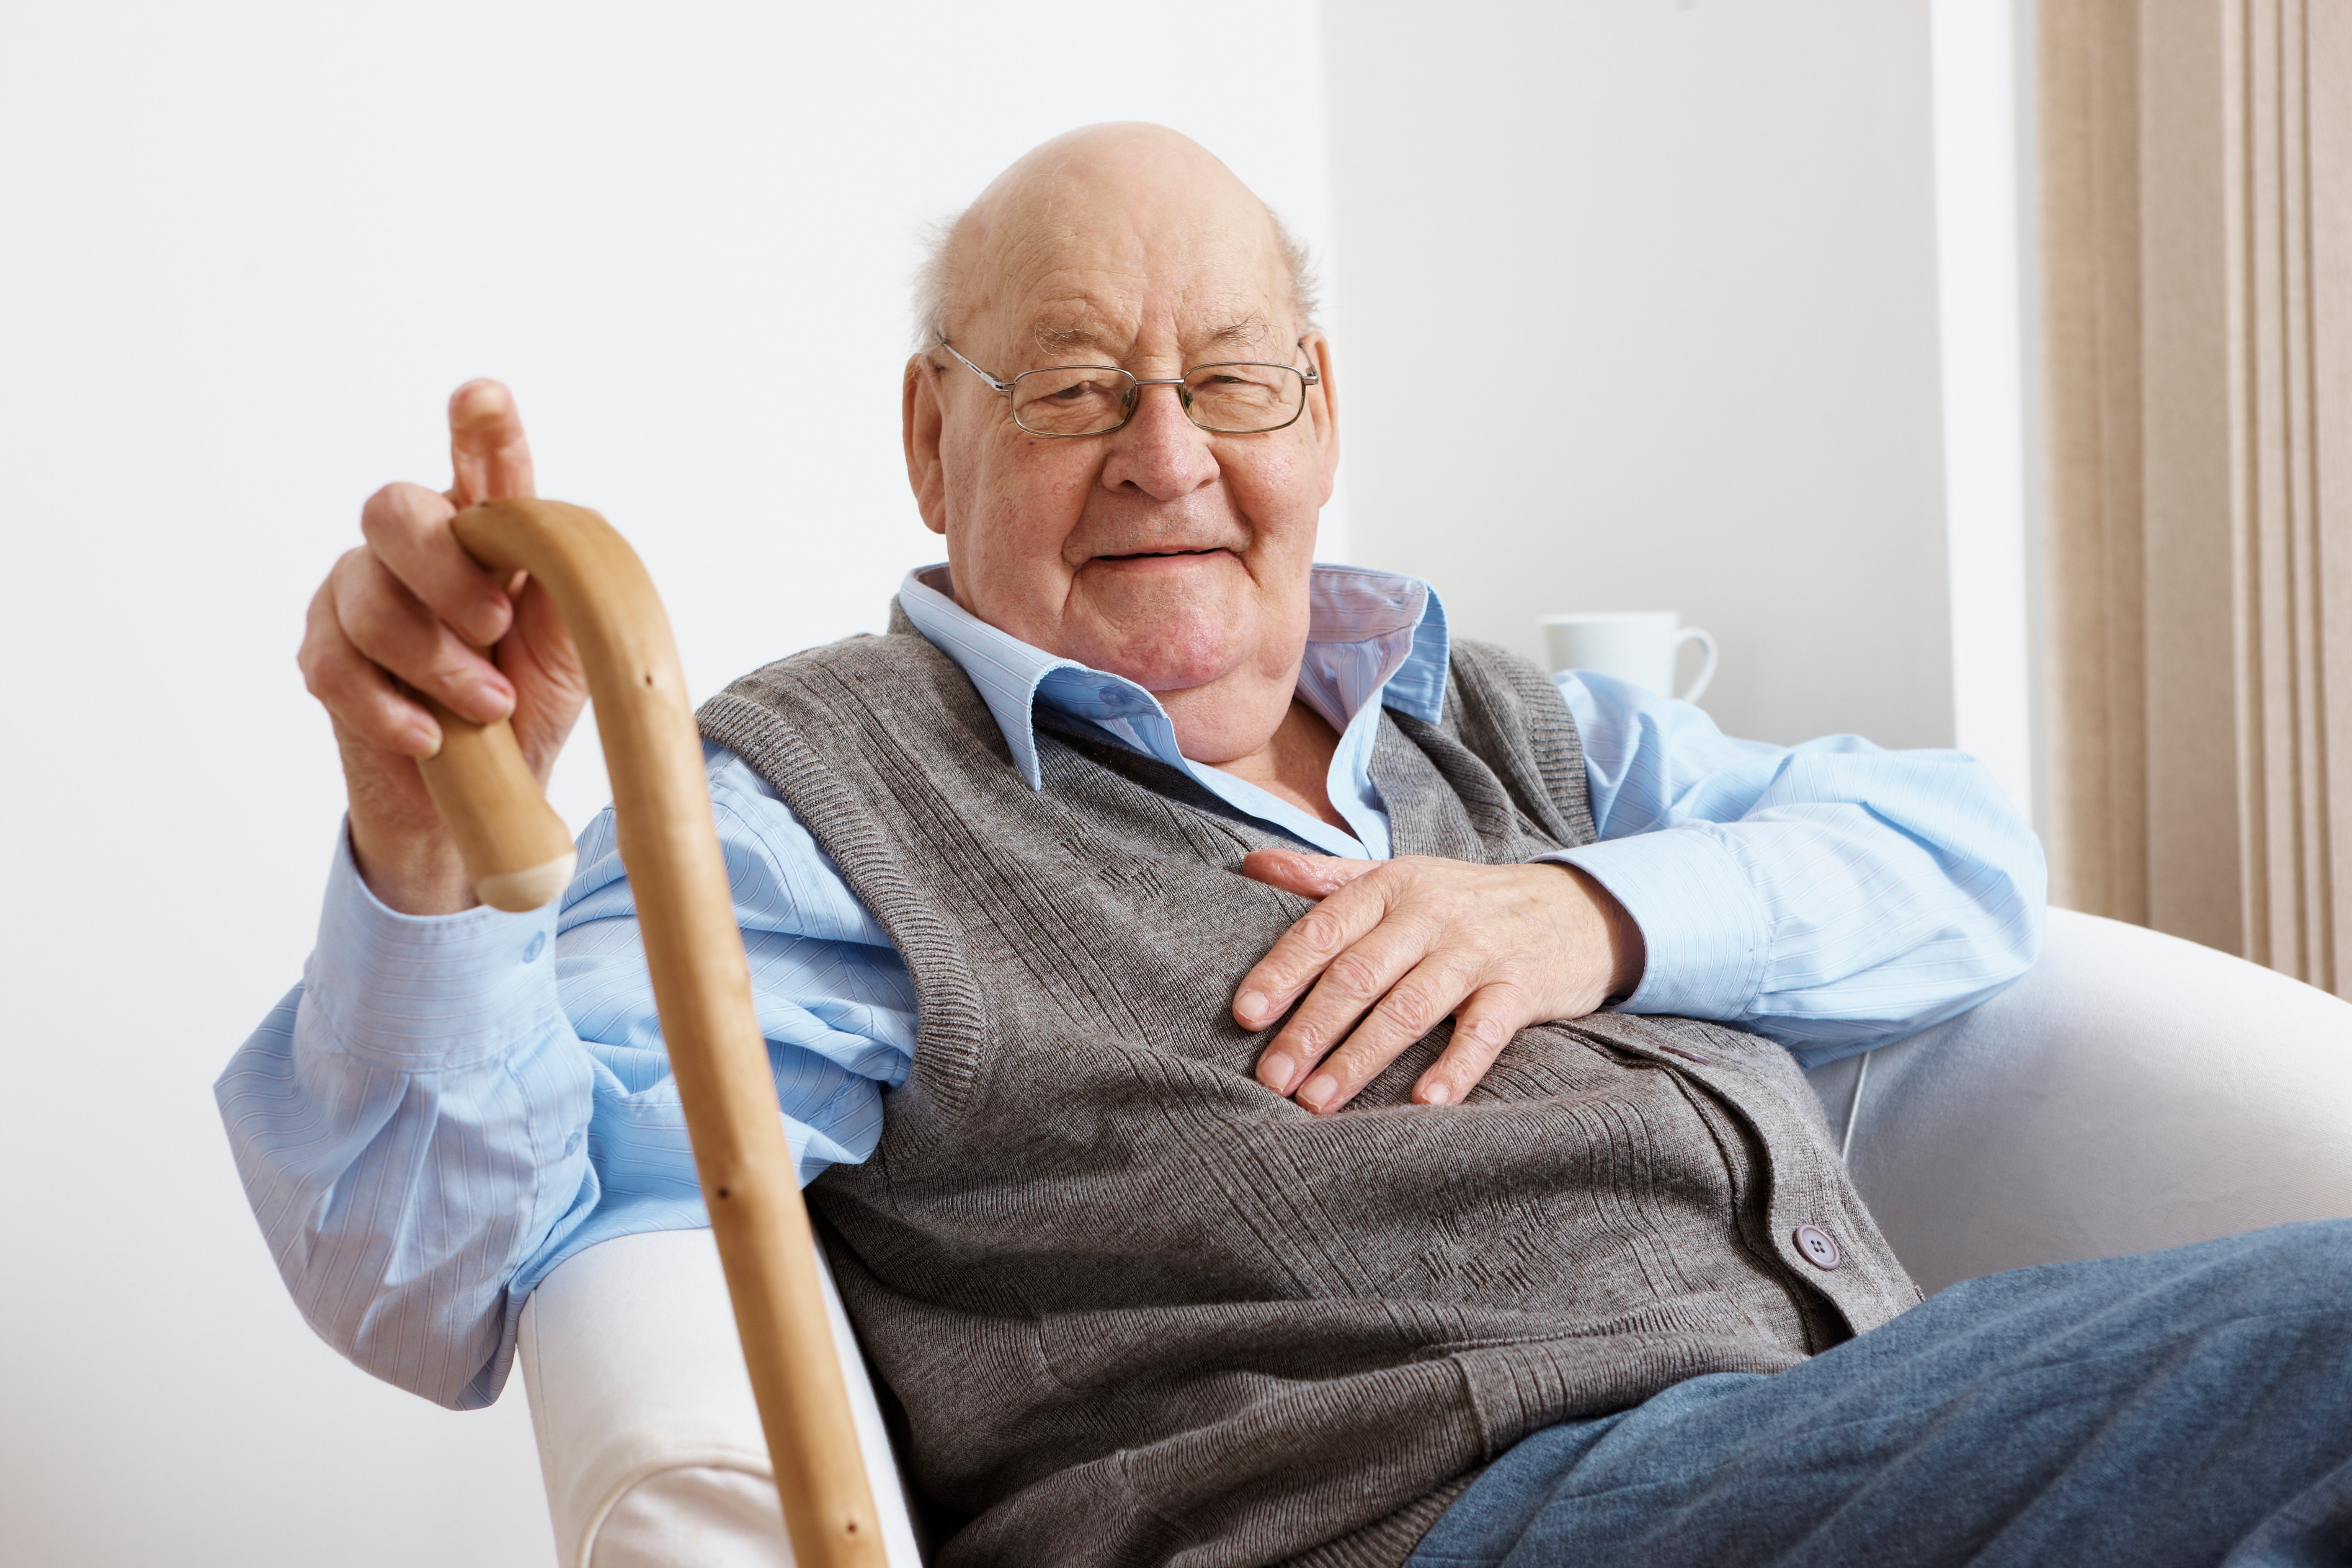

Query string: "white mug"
[1538, 611, 1718, 704]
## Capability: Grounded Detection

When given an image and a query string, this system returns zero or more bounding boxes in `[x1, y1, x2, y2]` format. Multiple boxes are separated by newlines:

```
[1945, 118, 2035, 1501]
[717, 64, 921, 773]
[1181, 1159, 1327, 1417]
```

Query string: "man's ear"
[1302, 330, 1340, 504]
[903, 354, 949, 536]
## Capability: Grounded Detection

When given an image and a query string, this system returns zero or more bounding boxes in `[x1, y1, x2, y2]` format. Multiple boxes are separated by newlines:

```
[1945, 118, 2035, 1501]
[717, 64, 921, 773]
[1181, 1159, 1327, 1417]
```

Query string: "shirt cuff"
[300, 822, 565, 1070]
[1537, 826, 1770, 1021]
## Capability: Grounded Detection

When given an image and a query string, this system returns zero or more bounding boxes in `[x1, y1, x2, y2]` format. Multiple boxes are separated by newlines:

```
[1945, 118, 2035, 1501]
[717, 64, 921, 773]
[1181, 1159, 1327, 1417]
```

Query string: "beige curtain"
[2040, 0, 2352, 989]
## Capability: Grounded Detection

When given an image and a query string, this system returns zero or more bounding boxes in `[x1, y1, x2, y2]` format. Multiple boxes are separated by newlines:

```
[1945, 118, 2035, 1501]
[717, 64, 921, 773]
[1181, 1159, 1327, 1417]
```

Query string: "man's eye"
[1036, 377, 1119, 401]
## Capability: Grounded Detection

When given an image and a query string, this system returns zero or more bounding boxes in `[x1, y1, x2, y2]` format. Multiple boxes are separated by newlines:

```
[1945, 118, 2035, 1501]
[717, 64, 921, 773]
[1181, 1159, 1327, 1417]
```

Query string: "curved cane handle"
[415, 498, 885, 1568]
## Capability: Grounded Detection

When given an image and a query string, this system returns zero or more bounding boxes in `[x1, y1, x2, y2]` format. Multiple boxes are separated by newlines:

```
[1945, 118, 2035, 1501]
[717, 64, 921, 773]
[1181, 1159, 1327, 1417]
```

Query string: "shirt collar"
[895, 562, 1450, 789]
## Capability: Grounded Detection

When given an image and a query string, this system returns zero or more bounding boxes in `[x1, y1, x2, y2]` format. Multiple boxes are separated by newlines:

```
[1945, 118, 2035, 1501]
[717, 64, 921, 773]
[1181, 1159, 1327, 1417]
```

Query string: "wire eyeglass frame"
[933, 336, 1321, 437]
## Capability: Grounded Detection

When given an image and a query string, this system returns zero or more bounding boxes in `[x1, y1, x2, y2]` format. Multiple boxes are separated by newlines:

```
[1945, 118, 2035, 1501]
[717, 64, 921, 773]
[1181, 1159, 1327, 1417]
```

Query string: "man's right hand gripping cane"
[297, 380, 587, 916]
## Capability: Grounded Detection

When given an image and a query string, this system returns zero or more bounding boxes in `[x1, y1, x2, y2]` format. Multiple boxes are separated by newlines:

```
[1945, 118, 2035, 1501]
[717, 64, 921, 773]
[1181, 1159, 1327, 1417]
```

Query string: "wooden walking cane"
[414, 497, 887, 1568]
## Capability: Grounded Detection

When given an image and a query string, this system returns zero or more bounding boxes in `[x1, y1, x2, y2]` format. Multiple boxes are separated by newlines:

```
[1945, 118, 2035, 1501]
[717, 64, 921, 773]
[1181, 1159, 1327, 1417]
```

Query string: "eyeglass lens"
[1008, 363, 1306, 436]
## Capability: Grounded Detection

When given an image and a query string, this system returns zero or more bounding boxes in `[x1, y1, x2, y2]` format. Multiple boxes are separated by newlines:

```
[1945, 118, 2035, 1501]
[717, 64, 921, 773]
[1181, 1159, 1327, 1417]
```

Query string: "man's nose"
[1098, 381, 1219, 500]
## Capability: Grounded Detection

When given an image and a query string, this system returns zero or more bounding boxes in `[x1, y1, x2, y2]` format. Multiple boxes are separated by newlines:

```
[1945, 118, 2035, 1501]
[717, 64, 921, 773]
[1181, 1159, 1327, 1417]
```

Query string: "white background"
[0, 3, 2024, 1563]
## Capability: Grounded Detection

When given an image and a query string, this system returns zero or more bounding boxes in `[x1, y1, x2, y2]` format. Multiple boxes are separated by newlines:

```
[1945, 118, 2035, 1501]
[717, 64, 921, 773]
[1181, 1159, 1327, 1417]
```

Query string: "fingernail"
[1237, 990, 1269, 1025]
[405, 723, 442, 758]
[1419, 1080, 1452, 1106]
[1257, 1053, 1295, 1093]
[465, 604, 509, 646]
[1298, 1073, 1338, 1112]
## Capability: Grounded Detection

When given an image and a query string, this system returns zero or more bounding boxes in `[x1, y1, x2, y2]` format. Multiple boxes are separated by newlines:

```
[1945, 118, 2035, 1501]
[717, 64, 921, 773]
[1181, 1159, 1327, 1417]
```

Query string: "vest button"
[1793, 1224, 1843, 1271]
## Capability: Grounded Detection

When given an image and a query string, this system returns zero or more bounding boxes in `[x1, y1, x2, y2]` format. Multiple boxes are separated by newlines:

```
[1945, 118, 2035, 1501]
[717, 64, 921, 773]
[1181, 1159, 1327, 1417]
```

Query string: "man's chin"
[1091, 643, 1251, 694]
[1069, 606, 1259, 694]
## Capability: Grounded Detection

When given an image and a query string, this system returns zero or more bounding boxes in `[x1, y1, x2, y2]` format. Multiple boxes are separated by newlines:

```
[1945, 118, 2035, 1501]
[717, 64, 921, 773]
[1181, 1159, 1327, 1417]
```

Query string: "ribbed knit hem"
[1282, 1472, 1483, 1568]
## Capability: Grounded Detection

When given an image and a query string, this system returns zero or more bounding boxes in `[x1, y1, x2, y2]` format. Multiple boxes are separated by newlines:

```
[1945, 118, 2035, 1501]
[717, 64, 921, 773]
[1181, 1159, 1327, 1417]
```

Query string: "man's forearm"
[1557, 670, 2047, 1059]
[1550, 781, 2045, 1061]
[219, 766, 921, 1409]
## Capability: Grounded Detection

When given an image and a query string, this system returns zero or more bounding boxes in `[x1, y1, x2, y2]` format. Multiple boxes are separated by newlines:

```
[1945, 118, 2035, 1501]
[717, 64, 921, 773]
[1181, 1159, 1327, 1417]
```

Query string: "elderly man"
[224, 126, 2352, 1566]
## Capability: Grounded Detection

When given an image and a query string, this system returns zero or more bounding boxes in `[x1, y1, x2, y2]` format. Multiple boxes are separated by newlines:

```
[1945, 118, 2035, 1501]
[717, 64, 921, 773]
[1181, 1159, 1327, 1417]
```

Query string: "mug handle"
[1675, 627, 1718, 705]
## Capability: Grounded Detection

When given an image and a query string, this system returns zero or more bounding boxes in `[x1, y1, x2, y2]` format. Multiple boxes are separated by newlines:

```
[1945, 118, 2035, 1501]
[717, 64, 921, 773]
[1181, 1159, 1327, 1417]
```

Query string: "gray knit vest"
[698, 619, 1920, 1568]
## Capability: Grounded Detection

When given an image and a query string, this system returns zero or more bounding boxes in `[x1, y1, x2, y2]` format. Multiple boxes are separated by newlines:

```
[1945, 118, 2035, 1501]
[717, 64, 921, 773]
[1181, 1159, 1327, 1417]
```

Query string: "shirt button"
[522, 931, 547, 964]
[1793, 1225, 1843, 1271]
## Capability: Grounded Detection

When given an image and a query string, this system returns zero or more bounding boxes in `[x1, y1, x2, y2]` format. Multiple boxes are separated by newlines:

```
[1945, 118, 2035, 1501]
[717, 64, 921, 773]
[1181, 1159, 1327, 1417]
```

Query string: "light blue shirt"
[216, 564, 2045, 1409]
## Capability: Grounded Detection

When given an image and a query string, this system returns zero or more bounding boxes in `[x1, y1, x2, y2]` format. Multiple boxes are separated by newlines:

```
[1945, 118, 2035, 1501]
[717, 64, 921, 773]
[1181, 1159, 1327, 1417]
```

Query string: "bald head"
[913, 124, 1316, 350]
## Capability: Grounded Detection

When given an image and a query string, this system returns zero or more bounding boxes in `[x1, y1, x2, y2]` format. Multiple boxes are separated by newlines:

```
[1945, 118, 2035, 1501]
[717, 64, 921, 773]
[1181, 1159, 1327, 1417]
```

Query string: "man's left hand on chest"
[1234, 850, 1647, 1114]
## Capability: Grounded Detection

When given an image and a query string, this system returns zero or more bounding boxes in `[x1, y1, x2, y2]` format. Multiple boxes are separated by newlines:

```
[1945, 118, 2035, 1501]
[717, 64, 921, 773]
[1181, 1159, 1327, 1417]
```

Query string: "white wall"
[0, 6, 1333, 1563]
[1323, 0, 1958, 750]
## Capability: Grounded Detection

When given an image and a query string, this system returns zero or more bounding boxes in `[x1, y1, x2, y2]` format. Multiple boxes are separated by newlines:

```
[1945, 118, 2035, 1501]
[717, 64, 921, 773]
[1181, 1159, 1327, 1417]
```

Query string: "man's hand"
[1235, 850, 1645, 1113]
[297, 380, 588, 916]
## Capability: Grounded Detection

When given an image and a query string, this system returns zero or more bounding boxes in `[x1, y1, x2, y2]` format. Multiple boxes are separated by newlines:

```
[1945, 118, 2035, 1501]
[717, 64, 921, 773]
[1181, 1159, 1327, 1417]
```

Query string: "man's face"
[903, 138, 1340, 722]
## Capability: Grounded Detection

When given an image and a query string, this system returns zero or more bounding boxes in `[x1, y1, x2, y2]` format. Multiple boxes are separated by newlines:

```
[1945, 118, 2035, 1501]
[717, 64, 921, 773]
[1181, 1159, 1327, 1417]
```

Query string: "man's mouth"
[1095, 547, 1231, 562]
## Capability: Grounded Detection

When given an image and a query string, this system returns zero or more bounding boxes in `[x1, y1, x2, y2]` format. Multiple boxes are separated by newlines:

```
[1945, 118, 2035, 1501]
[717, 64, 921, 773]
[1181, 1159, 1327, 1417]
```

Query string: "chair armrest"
[517, 1227, 924, 1568]
[1812, 907, 2352, 1293]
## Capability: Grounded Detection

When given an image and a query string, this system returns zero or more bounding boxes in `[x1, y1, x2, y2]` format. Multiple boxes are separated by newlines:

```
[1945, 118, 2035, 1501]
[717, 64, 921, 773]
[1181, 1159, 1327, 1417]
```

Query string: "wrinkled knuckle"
[296, 636, 334, 689]
[360, 485, 410, 537]
[327, 545, 374, 592]
[1467, 991, 1526, 1031]
[304, 652, 361, 709]
[420, 650, 475, 694]
[1452, 1013, 1507, 1054]
[364, 481, 445, 541]
[1384, 984, 1438, 1031]
[1327, 952, 1382, 996]
[1297, 911, 1343, 950]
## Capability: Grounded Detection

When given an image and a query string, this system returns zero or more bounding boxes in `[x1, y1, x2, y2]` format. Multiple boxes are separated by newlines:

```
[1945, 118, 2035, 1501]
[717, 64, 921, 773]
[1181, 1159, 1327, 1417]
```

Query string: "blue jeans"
[1407, 1221, 2352, 1567]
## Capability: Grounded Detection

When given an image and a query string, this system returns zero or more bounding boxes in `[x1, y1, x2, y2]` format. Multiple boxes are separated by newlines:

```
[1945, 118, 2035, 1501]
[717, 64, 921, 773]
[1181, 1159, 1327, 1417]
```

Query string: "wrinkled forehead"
[966, 209, 1293, 369]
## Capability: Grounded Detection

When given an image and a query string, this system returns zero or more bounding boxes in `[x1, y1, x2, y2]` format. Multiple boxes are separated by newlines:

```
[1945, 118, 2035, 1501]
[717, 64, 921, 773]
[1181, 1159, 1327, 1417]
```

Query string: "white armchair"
[517, 908, 2352, 1566]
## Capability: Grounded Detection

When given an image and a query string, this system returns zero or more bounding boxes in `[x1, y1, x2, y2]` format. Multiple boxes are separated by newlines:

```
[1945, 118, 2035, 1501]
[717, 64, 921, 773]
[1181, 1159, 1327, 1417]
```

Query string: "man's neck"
[1194, 697, 1345, 831]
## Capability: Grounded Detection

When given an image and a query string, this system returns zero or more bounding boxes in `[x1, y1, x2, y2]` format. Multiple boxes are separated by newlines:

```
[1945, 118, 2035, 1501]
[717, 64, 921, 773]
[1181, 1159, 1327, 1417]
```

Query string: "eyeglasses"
[934, 337, 1320, 437]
